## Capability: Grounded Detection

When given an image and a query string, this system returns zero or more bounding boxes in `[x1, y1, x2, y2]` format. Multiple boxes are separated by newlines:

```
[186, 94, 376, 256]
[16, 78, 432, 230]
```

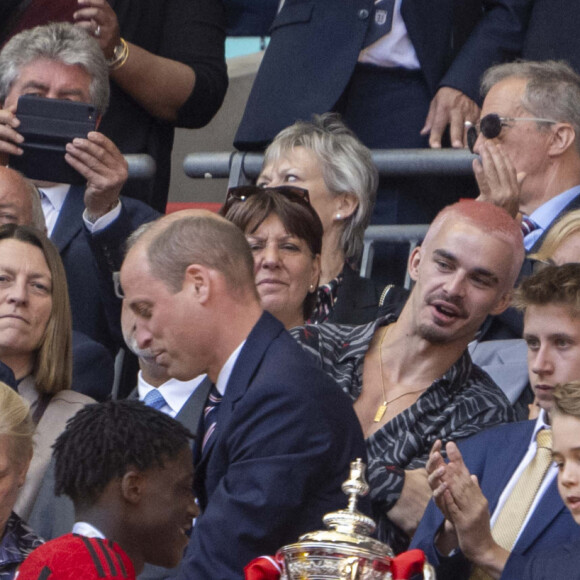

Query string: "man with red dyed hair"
[294, 199, 524, 552]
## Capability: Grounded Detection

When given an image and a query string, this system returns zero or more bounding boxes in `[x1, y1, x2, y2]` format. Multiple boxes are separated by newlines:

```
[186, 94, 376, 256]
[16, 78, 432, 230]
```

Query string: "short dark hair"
[513, 263, 580, 315]
[53, 400, 194, 507]
[223, 189, 323, 319]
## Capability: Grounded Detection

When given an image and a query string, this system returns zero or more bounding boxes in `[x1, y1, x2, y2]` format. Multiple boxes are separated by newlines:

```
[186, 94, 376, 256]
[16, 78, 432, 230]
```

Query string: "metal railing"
[361, 224, 429, 287]
[125, 154, 156, 180]
[182, 148, 475, 286]
[183, 148, 477, 188]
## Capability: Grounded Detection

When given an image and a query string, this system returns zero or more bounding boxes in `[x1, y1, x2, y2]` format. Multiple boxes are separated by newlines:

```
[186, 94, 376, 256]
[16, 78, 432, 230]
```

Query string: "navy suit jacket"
[51, 186, 158, 353]
[176, 312, 367, 580]
[411, 420, 580, 580]
[224, 0, 278, 35]
[528, 191, 580, 253]
[0, 361, 16, 389]
[513, 538, 580, 579]
[479, 191, 580, 342]
[523, 0, 580, 74]
[235, 0, 531, 149]
[71, 330, 115, 401]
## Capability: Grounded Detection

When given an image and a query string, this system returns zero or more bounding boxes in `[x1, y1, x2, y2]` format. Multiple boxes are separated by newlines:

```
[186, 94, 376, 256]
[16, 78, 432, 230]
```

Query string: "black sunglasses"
[220, 185, 310, 215]
[465, 113, 557, 153]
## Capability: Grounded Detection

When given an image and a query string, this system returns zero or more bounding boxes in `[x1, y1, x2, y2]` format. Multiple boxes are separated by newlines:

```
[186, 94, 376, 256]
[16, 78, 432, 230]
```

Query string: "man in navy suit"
[471, 60, 580, 254]
[411, 263, 580, 579]
[235, 0, 531, 152]
[120, 210, 367, 580]
[523, 0, 580, 75]
[122, 301, 211, 428]
[0, 22, 158, 355]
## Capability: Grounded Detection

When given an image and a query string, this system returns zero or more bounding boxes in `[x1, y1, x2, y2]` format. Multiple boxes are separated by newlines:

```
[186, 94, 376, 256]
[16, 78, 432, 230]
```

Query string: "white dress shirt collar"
[490, 409, 556, 543]
[38, 184, 70, 237]
[525, 185, 580, 250]
[215, 341, 245, 396]
[137, 373, 207, 418]
[72, 521, 106, 539]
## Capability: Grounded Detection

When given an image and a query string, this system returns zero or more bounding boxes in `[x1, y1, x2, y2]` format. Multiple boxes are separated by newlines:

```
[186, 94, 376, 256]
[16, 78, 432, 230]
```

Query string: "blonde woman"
[530, 209, 580, 265]
[0, 381, 43, 578]
[0, 225, 93, 524]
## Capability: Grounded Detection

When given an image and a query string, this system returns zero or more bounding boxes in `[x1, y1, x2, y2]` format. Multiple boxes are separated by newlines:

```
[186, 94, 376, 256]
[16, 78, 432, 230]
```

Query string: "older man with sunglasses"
[468, 60, 580, 253]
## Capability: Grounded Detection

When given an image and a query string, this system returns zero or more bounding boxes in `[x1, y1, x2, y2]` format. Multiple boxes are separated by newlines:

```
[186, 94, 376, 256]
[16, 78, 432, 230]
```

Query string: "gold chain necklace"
[373, 324, 428, 423]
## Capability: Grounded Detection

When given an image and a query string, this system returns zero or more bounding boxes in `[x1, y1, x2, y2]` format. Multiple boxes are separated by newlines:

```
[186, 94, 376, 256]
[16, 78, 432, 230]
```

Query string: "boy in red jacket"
[17, 400, 198, 579]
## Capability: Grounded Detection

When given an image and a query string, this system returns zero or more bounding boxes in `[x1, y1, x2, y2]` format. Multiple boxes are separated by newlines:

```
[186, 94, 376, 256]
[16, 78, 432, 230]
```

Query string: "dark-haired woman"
[222, 186, 322, 329]
[257, 114, 404, 324]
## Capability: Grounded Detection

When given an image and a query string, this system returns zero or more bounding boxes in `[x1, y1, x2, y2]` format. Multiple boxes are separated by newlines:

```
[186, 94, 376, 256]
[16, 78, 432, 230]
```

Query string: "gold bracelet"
[107, 38, 129, 71]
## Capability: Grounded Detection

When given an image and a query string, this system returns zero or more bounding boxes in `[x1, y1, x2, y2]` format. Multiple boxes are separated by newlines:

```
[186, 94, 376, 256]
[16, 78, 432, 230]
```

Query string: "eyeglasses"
[220, 185, 310, 216]
[465, 113, 557, 153]
[113, 271, 124, 299]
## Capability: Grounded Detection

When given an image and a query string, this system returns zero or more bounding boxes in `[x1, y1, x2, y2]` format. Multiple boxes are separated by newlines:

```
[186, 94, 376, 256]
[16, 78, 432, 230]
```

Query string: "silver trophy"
[277, 459, 435, 580]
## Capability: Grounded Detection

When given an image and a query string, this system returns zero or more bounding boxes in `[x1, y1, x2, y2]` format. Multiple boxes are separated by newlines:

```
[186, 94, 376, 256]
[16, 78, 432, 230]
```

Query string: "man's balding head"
[128, 210, 257, 298]
[0, 167, 45, 231]
[120, 210, 262, 382]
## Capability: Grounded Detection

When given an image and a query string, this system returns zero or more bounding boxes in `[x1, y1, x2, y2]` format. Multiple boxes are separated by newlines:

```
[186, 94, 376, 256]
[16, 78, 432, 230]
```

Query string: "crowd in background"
[0, 2, 580, 580]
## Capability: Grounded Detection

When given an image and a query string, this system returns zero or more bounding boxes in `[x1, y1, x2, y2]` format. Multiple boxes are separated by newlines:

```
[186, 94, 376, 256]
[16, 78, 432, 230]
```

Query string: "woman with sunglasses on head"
[257, 113, 401, 325]
[222, 187, 322, 329]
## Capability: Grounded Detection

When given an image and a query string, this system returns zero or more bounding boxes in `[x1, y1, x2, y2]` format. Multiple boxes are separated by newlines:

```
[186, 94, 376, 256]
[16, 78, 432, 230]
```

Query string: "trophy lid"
[278, 458, 394, 564]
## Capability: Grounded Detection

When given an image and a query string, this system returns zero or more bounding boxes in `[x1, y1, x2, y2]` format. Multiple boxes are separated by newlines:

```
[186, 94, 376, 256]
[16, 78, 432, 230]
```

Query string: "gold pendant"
[374, 402, 388, 423]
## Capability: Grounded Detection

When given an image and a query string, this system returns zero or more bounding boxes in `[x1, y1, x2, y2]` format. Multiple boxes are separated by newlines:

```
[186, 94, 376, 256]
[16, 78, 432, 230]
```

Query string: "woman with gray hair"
[258, 113, 397, 324]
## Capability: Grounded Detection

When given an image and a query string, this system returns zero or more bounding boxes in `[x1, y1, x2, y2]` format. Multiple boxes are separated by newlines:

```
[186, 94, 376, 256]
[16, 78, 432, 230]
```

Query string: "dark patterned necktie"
[521, 215, 539, 237]
[201, 385, 222, 452]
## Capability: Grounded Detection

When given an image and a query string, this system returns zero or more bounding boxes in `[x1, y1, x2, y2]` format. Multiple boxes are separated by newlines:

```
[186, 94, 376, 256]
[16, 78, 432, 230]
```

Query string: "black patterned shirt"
[0, 512, 43, 579]
[307, 272, 344, 325]
[292, 314, 516, 552]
